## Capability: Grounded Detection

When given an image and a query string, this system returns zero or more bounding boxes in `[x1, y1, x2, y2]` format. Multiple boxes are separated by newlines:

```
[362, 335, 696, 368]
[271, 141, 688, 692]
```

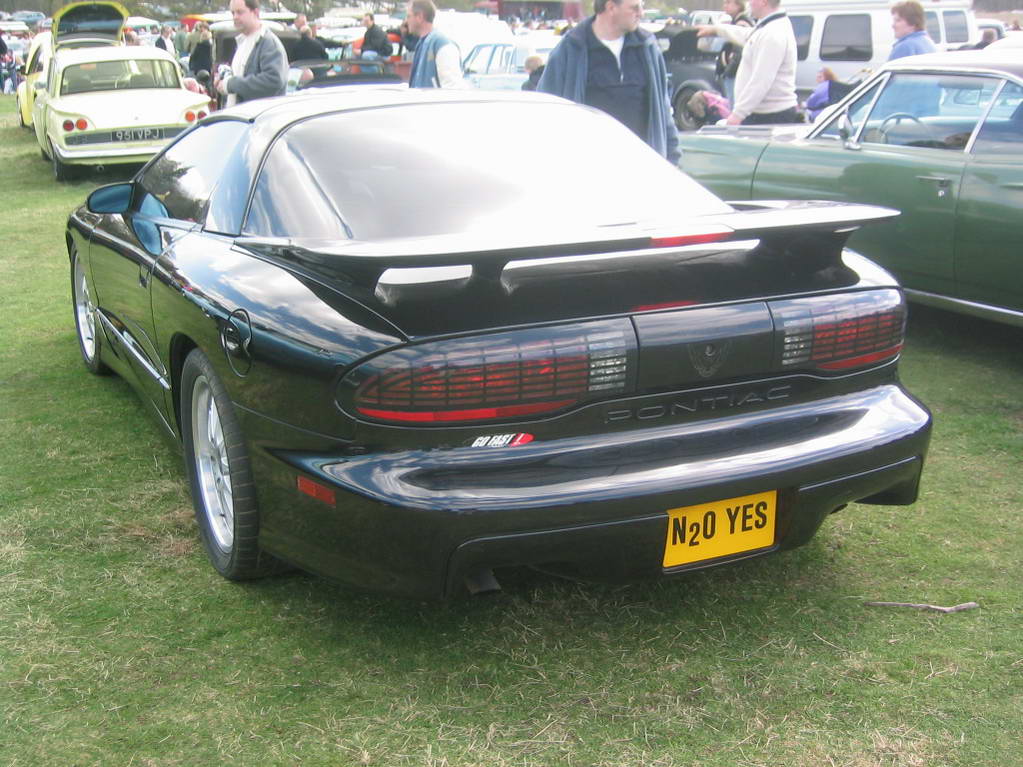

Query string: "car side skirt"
[905, 289, 1023, 329]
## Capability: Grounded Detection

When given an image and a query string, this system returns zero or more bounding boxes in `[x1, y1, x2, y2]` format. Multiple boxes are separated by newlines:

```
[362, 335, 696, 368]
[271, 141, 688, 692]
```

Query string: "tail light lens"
[770, 289, 905, 372]
[339, 319, 637, 424]
[185, 111, 196, 122]
[62, 120, 74, 131]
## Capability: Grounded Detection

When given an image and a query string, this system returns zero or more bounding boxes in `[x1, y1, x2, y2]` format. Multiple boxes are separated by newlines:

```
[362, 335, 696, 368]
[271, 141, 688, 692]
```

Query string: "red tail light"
[185, 111, 196, 122]
[62, 120, 74, 132]
[340, 320, 637, 424]
[649, 227, 732, 248]
[197, 110, 207, 119]
[771, 290, 905, 372]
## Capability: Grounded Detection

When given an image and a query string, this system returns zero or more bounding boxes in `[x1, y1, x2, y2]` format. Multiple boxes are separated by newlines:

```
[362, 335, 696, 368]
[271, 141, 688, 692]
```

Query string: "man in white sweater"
[701, 0, 799, 125]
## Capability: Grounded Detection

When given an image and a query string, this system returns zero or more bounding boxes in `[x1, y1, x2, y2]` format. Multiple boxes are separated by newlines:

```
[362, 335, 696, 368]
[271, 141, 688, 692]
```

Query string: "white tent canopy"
[125, 16, 161, 28]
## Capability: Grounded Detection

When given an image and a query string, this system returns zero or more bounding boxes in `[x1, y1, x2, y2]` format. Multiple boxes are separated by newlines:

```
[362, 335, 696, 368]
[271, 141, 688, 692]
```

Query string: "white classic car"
[31, 1, 209, 181]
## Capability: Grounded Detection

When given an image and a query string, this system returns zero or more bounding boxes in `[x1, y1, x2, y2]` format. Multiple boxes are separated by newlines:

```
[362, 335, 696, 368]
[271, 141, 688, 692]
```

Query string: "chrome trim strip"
[96, 311, 171, 389]
[905, 289, 1023, 328]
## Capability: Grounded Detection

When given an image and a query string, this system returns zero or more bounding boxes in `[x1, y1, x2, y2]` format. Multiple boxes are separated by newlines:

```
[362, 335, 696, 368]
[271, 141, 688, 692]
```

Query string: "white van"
[433, 10, 513, 61]
[784, 0, 978, 96]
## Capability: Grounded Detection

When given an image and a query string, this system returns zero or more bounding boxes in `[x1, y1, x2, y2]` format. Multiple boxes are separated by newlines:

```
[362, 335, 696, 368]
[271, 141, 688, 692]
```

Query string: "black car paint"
[67, 91, 932, 599]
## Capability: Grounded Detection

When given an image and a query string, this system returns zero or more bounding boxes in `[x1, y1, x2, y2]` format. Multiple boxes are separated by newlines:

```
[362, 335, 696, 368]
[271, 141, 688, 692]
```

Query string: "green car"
[679, 50, 1023, 327]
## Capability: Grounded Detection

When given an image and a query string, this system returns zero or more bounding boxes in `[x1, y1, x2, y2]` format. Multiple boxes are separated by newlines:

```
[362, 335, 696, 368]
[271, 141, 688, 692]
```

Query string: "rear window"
[820, 14, 872, 62]
[972, 81, 1023, 154]
[60, 58, 180, 95]
[245, 101, 730, 241]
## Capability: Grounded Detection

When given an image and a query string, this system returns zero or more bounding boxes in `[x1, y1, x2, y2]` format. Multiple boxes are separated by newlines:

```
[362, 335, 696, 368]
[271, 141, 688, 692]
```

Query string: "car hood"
[53, 1, 128, 48]
[51, 89, 208, 126]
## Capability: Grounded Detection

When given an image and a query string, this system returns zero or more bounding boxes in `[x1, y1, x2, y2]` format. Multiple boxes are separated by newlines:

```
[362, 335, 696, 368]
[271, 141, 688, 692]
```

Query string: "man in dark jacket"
[537, 0, 679, 163]
[361, 13, 393, 59]
[292, 25, 328, 61]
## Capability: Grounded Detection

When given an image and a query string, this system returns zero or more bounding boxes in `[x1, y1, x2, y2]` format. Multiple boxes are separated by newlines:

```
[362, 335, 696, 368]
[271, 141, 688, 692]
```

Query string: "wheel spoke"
[74, 259, 97, 361]
[192, 377, 234, 553]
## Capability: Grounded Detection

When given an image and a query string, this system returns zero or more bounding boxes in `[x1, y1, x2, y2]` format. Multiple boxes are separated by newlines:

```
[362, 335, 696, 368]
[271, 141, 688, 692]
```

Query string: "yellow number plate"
[663, 490, 777, 568]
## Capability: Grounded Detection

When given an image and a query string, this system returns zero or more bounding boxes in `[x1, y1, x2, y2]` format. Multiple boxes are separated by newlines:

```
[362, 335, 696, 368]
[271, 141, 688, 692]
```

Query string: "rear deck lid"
[53, 1, 128, 48]
[237, 200, 899, 338]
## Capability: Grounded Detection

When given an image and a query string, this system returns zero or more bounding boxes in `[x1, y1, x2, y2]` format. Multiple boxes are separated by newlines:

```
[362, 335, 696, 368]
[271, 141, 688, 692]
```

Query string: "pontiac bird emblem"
[689, 341, 732, 378]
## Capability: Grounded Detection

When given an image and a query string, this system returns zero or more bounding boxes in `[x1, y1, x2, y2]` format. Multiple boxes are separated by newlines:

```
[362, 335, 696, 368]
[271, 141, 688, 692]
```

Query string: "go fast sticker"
[469, 433, 534, 448]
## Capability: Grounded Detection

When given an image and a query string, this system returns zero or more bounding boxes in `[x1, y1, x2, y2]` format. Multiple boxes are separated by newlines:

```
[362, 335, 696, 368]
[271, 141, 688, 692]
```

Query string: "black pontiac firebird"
[67, 87, 932, 599]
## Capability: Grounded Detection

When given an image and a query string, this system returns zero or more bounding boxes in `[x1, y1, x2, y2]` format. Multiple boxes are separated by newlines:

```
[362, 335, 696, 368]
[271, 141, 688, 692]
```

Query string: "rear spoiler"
[235, 200, 898, 290]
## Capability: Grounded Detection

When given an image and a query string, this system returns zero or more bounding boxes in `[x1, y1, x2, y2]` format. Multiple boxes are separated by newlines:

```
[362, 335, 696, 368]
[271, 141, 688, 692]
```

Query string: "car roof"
[54, 43, 178, 66]
[883, 49, 1023, 80]
[215, 86, 569, 138]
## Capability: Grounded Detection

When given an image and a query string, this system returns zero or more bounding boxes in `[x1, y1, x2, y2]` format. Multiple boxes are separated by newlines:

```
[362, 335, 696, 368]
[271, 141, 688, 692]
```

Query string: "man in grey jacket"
[216, 0, 288, 106]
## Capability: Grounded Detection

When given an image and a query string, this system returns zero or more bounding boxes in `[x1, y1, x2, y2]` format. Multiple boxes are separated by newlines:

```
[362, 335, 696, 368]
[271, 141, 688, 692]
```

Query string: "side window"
[816, 79, 883, 139]
[136, 120, 250, 224]
[972, 81, 1023, 154]
[30, 50, 47, 74]
[132, 193, 170, 255]
[790, 15, 813, 61]
[497, 45, 514, 71]
[820, 14, 871, 61]
[463, 45, 493, 74]
[860, 73, 995, 150]
[925, 12, 940, 44]
[943, 11, 968, 44]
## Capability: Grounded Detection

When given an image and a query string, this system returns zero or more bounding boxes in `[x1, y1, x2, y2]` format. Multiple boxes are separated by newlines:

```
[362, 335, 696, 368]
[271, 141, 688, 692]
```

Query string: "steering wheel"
[877, 112, 930, 144]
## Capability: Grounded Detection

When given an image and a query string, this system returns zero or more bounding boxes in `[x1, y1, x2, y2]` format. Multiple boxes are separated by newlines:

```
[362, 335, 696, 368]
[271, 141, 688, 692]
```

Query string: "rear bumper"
[445, 454, 922, 594]
[52, 141, 160, 165]
[243, 383, 931, 599]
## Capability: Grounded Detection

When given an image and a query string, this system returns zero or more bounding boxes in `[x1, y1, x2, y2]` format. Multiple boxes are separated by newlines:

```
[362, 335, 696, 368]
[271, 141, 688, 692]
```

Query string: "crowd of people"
[4, 0, 1016, 146]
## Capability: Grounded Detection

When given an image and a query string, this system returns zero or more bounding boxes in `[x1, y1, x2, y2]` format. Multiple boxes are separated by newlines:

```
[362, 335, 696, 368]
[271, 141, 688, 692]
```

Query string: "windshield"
[247, 101, 730, 241]
[60, 59, 180, 95]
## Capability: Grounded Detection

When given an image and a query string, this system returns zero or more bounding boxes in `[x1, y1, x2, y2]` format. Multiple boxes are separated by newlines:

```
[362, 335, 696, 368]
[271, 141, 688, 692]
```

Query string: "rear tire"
[50, 140, 74, 182]
[673, 86, 704, 132]
[71, 248, 110, 376]
[181, 348, 279, 580]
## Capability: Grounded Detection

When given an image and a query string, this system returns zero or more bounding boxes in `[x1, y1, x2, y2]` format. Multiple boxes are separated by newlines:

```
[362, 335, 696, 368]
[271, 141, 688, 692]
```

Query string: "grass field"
[1, 93, 1021, 767]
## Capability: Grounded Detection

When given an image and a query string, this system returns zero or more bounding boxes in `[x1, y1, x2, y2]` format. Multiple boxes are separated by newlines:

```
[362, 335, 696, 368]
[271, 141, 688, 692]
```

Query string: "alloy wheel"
[191, 374, 234, 552]
[73, 256, 97, 362]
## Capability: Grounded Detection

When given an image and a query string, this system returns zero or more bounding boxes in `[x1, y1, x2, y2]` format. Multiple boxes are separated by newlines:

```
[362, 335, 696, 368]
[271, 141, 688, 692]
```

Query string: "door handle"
[916, 175, 951, 197]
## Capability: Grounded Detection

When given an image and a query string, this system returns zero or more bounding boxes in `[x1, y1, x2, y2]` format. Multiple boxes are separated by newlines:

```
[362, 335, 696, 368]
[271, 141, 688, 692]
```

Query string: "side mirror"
[87, 182, 133, 215]
[838, 112, 860, 150]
